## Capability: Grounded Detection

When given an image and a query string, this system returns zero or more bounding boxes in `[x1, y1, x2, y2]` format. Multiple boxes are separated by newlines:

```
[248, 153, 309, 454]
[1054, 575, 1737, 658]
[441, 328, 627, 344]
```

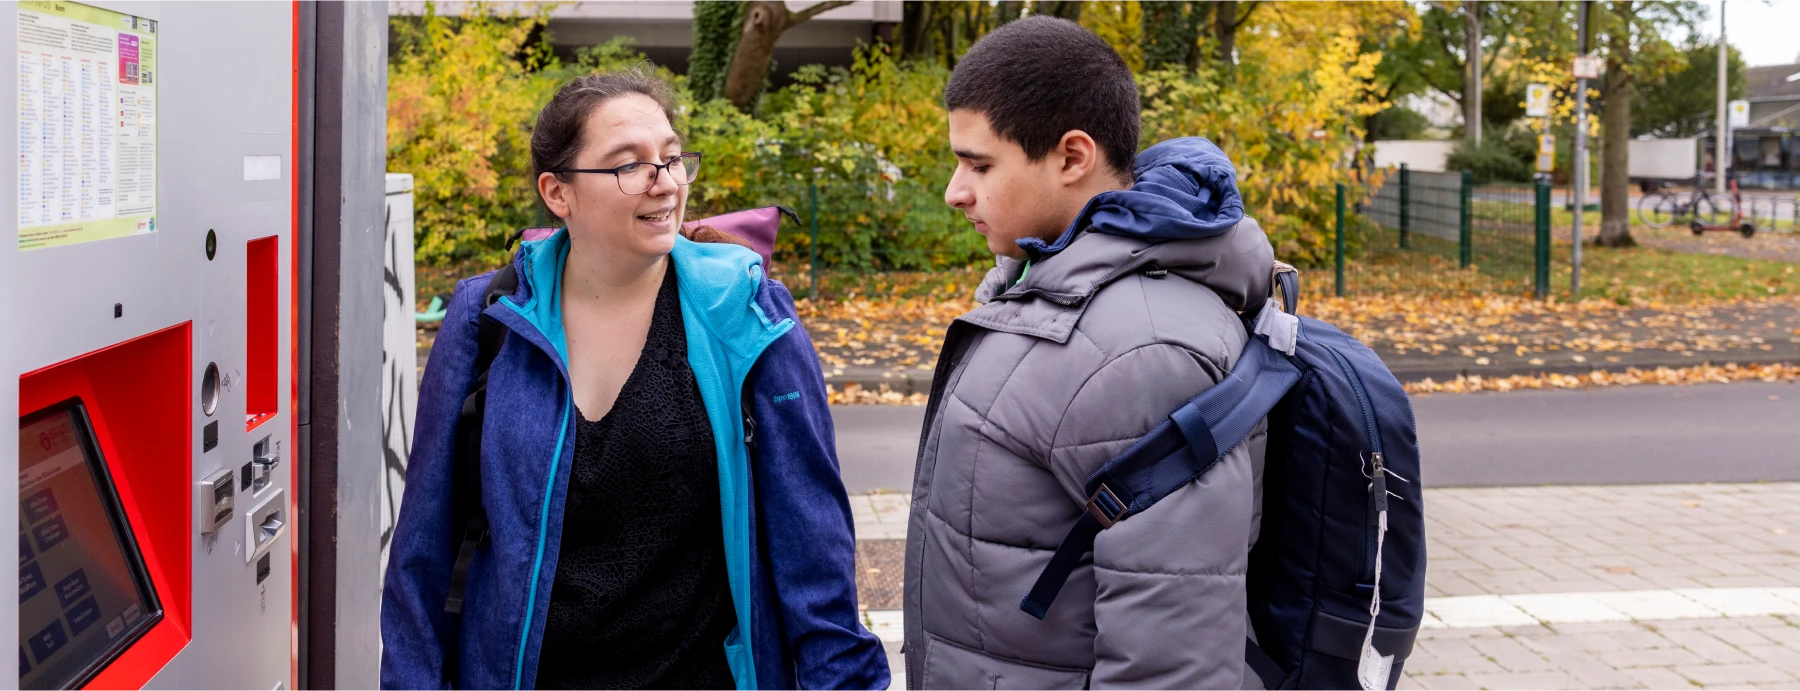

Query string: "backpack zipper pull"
[1370, 452, 1388, 514]
[1359, 451, 1393, 690]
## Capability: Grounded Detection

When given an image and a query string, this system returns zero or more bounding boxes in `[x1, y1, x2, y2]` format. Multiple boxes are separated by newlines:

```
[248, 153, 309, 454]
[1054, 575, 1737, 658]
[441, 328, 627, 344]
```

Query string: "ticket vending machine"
[4, 2, 387, 688]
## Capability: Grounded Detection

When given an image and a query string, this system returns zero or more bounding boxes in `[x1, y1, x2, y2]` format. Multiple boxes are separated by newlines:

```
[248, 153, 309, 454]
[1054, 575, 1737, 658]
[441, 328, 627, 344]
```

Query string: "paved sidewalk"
[851, 483, 1800, 689]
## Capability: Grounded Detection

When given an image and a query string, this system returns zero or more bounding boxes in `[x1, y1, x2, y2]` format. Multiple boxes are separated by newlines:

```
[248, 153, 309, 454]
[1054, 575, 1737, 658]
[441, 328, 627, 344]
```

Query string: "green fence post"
[1535, 178, 1551, 300]
[1335, 182, 1346, 298]
[808, 182, 820, 300]
[1459, 170, 1473, 269]
[1398, 163, 1411, 250]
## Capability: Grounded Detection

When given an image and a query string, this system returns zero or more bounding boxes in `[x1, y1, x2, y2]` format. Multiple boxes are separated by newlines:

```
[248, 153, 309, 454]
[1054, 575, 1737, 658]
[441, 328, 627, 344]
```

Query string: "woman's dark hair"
[531, 67, 679, 215]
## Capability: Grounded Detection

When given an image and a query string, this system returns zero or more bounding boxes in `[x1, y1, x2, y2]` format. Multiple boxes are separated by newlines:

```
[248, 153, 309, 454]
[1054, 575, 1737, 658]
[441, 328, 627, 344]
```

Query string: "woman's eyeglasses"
[551, 152, 702, 195]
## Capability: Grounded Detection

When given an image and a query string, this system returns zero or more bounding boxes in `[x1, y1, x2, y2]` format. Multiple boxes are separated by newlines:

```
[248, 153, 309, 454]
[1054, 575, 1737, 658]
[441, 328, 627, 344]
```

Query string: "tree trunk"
[688, 1, 744, 102]
[724, 2, 790, 110]
[943, 3, 958, 69]
[1215, 0, 1238, 68]
[1598, 1, 1636, 247]
[1184, 3, 1214, 72]
[1141, 2, 1186, 71]
[1464, 0, 1482, 146]
[1041, 1, 1082, 22]
[724, 1, 854, 111]
[996, 1, 1023, 26]
[900, 1, 934, 61]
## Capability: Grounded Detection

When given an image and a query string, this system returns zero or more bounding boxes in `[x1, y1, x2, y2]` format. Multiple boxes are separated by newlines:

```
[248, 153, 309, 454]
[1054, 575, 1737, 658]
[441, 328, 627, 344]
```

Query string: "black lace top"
[536, 265, 737, 690]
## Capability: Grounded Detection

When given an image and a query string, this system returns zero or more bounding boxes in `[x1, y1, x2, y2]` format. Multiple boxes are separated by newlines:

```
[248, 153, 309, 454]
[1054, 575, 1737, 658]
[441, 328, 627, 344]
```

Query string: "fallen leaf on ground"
[1404, 362, 1800, 395]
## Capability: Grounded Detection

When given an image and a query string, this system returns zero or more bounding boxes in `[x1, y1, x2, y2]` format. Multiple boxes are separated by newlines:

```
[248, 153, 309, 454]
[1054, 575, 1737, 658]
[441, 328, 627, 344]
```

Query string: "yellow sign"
[1536, 135, 1555, 173]
[1526, 84, 1551, 118]
[15, 1, 159, 251]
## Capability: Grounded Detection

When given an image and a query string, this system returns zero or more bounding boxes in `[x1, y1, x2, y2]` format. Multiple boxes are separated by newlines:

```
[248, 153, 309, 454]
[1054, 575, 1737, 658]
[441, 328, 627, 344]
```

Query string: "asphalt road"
[832, 381, 1800, 493]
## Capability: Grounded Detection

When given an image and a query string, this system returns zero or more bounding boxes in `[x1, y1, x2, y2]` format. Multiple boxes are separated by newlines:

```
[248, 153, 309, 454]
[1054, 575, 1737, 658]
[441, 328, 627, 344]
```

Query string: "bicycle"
[1638, 173, 1756, 238]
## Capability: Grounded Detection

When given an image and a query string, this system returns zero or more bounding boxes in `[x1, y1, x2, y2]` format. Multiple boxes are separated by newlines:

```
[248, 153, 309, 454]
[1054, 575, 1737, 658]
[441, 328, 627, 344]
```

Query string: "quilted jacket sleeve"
[1046, 342, 1266, 689]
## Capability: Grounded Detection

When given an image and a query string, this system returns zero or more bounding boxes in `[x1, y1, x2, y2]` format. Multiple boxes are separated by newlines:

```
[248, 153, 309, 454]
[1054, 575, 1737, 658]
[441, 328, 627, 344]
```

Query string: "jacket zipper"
[903, 321, 977, 689]
[1323, 345, 1384, 586]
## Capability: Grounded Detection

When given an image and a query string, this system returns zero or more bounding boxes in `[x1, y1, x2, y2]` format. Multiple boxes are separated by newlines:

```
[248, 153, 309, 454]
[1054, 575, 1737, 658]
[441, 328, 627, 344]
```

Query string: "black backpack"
[1021, 270, 1426, 690]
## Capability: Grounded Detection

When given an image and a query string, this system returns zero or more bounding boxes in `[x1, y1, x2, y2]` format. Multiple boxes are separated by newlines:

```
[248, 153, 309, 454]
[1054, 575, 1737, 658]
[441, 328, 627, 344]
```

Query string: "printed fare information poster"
[16, 1, 157, 251]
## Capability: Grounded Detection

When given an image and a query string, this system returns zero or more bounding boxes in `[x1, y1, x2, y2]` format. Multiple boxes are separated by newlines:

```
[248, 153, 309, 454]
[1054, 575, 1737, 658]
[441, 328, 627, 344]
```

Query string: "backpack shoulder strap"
[444, 264, 517, 619]
[440, 264, 518, 683]
[1019, 336, 1303, 619]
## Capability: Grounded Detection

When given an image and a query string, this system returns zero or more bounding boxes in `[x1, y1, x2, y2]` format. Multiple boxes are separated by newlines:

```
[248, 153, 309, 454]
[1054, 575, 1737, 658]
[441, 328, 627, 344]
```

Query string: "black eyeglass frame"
[549, 152, 703, 195]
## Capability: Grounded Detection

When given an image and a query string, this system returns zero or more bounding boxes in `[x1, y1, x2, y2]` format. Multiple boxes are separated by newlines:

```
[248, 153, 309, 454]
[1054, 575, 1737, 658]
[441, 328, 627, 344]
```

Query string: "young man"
[902, 16, 1276, 690]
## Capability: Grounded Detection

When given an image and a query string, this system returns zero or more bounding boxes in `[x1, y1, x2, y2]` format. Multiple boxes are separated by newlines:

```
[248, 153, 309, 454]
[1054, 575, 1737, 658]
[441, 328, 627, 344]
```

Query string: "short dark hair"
[945, 16, 1140, 178]
[531, 67, 678, 216]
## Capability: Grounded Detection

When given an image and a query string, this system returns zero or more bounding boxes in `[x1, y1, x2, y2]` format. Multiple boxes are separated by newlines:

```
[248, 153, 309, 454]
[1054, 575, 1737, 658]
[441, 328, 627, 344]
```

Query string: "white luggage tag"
[1253, 298, 1299, 356]
[1358, 459, 1394, 690]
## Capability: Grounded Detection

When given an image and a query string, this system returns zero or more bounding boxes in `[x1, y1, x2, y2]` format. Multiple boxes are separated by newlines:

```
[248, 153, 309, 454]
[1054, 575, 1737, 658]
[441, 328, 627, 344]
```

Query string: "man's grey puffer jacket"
[902, 140, 1275, 690]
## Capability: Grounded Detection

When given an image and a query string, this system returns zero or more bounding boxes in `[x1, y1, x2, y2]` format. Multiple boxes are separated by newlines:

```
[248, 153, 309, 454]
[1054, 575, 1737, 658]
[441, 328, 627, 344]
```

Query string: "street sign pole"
[1572, 0, 1593, 298]
[1717, 0, 1728, 194]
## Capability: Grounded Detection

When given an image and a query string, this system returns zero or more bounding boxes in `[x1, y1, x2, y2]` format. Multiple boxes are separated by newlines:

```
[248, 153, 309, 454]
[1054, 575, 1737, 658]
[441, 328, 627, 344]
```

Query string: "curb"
[826, 352, 1800, 393]
[824, 369, 934, 396]
[1386, 352, 1799, 383]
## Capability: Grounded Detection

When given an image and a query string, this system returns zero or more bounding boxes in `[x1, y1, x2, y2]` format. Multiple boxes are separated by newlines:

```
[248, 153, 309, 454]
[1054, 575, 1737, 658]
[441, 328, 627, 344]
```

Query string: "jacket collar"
[961, 217, 1274, 345]
[491, 228, 789, 367]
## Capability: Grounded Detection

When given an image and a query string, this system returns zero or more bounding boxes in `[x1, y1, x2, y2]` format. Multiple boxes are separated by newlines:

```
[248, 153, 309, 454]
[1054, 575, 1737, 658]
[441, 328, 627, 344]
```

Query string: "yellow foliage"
[1140, 2, 1397, 264]
[387, 2, 564, 264]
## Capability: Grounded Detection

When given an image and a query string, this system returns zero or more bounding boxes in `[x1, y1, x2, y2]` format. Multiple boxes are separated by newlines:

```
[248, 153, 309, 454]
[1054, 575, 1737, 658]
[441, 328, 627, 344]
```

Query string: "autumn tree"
[1633, 40, 1745, 138]
[688, 1, 744, 103]
[1140, 2, 1211, 72]
[1593, 0, 1702, 247]
[724, 1, 855, 110]
[388, 2, 565, 264]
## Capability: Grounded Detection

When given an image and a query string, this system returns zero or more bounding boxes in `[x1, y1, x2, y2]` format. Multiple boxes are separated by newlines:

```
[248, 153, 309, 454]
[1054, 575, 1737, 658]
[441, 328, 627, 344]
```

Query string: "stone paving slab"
[1401, 618, 1800, 690]
[1424, 483, 1800, 599]
[854, 483, 1800, 689]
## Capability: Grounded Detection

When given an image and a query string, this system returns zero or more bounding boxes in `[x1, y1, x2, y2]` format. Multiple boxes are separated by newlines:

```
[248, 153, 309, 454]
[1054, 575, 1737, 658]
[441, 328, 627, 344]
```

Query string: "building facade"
[391, 1, 903, 78]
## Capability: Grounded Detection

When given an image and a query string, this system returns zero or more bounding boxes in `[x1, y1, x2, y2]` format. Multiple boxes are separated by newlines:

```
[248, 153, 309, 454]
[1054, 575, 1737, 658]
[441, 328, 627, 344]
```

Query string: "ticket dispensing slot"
[245, 490, 286, 564]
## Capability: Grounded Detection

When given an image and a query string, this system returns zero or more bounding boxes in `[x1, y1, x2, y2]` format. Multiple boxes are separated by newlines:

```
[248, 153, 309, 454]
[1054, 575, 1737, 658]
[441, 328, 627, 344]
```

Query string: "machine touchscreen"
[18, 399, 162, 690]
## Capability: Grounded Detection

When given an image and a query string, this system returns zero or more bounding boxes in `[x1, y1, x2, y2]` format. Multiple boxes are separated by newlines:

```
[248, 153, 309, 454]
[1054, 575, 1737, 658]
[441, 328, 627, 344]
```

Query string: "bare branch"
[1481, 25, 1509, 77]
[791, 0, 855, 24]
[1231, 0, 1262, 30]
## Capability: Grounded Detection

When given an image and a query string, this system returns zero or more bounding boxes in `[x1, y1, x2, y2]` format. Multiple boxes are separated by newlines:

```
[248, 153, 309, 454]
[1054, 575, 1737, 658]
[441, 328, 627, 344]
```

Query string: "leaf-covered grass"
[1566, 244, 1798, 304]
[1323, 230, 1798, 305]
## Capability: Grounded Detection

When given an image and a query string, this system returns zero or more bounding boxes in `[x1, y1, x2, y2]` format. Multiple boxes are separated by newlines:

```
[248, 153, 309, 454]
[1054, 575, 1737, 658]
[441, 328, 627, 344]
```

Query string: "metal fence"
[412, 169, 1577, 303]
[1745, 194, 1800, 233]
[1340, 165, 1551, 298]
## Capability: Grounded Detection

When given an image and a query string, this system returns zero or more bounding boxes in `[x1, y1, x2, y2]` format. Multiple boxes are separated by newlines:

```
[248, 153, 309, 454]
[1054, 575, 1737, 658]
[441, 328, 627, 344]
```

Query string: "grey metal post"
[1717, 0, 1729, 194]
[1465, 1, 1482, 147]
[302, 3, 388, 687]
[1573, 0, 1592, 297]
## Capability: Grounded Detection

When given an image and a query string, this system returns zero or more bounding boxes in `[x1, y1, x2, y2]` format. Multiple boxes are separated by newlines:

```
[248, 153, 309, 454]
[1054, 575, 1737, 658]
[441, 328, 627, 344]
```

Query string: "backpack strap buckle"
[1085, 484, 1128, 529]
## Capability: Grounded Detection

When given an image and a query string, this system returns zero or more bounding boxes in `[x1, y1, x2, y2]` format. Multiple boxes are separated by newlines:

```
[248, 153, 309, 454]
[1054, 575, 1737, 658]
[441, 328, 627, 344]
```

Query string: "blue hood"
[1019, 137, 1246, 261]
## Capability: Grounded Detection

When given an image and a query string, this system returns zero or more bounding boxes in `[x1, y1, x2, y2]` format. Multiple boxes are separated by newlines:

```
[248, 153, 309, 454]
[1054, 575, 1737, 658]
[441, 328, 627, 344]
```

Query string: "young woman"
[380, 69, 887, 690]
